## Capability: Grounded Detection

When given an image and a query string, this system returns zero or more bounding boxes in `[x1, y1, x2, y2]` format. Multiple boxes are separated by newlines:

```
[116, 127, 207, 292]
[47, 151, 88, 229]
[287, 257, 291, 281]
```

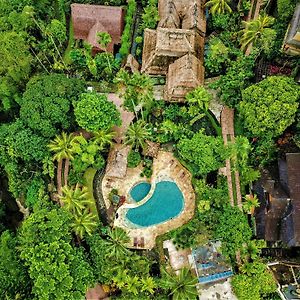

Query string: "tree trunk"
[64, 159, 70, 187]
[57, 159, 63, 195]
[16, 198, 29, 219]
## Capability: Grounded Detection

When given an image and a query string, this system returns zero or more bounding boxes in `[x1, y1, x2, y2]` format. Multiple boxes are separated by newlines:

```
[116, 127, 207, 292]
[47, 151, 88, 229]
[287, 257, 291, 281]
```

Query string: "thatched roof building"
[71, 4, 125, 54]
[165, 54, 204, 101]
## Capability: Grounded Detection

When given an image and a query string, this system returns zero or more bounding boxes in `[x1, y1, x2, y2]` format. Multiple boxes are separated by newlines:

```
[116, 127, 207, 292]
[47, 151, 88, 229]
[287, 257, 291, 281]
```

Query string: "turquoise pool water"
[126, 181, 184, 227]
[130, 182, 151, 202]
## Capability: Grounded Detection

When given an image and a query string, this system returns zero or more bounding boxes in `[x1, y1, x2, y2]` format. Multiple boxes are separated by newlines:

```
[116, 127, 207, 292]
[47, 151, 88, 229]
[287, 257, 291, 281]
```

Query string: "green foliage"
[205, 37, 230, 75]
[239, 14, 276, 54]
[0, 31, 32, 111]
[170, 218, 210, 250]
[0, 231, 31, 299]
[87, 230, 157, 298]
[205, 0, 232, 15]
[114, 69, 154, 118]
[20, 74, 85, 137]
[177, 131, 229, 177]
[119, 0, 136, 56]
[210, 53, 255, 107]
[232, 261, 277, 300]
[75, 92, 121, 132]
[160, 268, 198, 300]
[25, 176, 46, 209]
[0, 119, 49, 164]
[48, 131, 76, 162]
[68, 136, 105, 184]
[277, 0, 297, 22]
[214, 205, 252, 258]
[140, 0, 159, 33]
[126, 120, 151, 150]
[127, 150, 142, 168]
[18, 205, 94, 299]
[239, 76, 300, 138]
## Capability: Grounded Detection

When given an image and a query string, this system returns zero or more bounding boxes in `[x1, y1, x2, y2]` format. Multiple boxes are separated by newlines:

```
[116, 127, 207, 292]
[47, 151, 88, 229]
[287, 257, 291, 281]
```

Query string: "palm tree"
[59, 184, 94, 214]
[242, 194, 260, 214]
[161, 268, 198, 300]
[92, 129, 115, 149]
[205, 0, 232, 15]
[125, 120, 151, 150]
[71, 210, 98, 240]
[186, 87, 221, 135]
[48, 132, 76, 195]
[239, 14, 275, 51]
[104, 227, 130, 259]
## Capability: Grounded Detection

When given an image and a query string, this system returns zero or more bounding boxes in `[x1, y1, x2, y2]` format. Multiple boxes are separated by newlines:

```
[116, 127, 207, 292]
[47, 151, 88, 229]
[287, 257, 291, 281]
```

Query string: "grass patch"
[63, 18, 74, 65]
[83, 168, 98, 220]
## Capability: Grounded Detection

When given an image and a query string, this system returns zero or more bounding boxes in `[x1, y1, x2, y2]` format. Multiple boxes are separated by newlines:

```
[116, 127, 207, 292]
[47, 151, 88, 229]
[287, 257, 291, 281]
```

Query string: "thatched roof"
[71, 4, 124, 53]
[142, 140, 160, 157]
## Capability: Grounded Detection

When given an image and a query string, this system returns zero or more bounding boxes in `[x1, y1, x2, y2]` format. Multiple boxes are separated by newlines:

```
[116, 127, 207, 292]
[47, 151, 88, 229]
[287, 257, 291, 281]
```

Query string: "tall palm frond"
[104, 227, 130, 259]
[71, 210, 98, 239]
[162, 267, 198, 300]
[48, 131, 76, 161]
[92, 129, 115, 149]
[205, 0, 232, 15]
[125, 120, 151, 150]
[59, 184, 94, 215]
[239, 14, 275, 50]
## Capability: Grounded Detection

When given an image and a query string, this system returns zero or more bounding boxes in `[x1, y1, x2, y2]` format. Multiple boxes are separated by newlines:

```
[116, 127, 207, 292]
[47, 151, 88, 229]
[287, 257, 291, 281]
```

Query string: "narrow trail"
[130, 0, 143, 57]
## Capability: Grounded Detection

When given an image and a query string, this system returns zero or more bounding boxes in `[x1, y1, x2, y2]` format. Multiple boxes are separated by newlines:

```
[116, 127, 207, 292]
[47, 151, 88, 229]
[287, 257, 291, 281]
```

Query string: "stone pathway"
[220, 107, 242, 209]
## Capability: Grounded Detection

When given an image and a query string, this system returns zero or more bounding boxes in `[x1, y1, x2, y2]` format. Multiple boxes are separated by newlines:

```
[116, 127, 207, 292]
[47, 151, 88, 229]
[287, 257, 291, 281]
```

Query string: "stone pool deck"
[102, 151, 195, 249]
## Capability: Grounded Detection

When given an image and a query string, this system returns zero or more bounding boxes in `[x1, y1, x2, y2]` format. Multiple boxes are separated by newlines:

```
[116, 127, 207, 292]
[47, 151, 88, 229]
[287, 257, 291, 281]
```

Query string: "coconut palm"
[59, 184, 94, 215]
[161, 267, 198, 300]
[92, 129, 115, 149]
[104, 227, 130, 259]
[239, 14, 275, 51]
[205, 0, 232, 15]
[242, 194, 260, 214]
[48, 132, 76, 195]
[71, 210, 98, 240]
[125, 120, 151, 150]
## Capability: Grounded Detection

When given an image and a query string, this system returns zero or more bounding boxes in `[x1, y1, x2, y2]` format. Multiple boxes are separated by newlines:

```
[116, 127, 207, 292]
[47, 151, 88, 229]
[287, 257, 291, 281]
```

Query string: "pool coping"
[122, 178, 185, 228]
[108, 151, 196, 249]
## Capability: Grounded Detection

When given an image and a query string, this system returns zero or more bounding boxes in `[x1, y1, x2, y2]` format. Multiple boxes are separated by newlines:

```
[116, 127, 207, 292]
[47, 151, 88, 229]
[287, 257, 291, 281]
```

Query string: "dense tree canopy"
[18, 203, 94, 300]
[19, 74, 85, 137]
[177, 131, 229, 176]
[74, 92, 121, 132]
[0, 231, 30, 299]
[232, 261, 277, 300]
[214, 205, 252, 258]
[239, 76, 300, 138]
[0, 119, 49, 164]
[0, 31, 32, 110]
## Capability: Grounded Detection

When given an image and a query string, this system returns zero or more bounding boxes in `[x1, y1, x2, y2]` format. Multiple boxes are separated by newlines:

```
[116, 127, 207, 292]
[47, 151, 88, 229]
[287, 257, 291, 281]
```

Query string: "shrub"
[127, 150, 141, 168]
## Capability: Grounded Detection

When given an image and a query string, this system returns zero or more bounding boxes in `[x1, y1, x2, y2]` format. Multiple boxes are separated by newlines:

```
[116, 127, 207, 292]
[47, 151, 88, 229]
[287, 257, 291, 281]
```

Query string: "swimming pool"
[126, 180, 184, 227]
[130, 182, 151, 202]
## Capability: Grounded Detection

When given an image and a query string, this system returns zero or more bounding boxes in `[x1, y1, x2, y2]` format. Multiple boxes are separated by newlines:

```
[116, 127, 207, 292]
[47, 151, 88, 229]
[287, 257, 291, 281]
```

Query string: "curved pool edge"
[113, 151, 196, 249]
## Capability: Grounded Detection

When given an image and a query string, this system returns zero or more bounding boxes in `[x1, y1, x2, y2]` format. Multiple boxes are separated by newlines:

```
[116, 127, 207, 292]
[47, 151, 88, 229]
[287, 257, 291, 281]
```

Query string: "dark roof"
[71, 4, 125, 53]
[254, 154, 300, 244]
[285, 153, 300, 246]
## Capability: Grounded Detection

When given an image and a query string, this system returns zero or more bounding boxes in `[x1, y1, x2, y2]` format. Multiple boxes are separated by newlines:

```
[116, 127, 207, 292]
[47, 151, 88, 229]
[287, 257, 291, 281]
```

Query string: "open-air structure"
[71, 4, 125, 54]
[141, 0, 206, 101]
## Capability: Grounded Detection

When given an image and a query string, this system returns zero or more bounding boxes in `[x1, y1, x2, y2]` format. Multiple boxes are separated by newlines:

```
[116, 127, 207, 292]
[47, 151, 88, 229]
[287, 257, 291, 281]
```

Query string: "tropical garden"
[0, 0, 299, 299]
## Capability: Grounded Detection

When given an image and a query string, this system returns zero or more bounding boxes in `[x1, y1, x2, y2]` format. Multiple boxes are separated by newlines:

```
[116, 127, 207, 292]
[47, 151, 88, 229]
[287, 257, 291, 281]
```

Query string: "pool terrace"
[101, 151, 195, 249]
